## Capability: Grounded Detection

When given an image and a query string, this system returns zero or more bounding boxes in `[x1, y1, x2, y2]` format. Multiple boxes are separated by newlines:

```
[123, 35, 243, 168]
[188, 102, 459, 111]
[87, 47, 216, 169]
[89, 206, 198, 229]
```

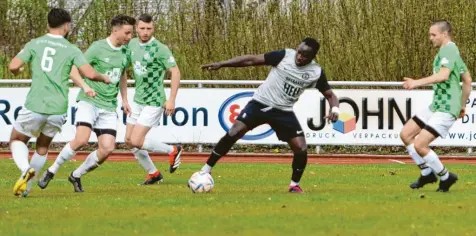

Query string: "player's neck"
[107, 36, 122, 48]
[139, 37, 154, 45]
[440, 39, 452, 47]
[47, 29, 64, 37]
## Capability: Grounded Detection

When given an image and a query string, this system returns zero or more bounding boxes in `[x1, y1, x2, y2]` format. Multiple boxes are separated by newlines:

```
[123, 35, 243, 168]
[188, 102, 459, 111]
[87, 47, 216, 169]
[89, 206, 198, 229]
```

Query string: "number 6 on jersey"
[41, 47, 56, 72]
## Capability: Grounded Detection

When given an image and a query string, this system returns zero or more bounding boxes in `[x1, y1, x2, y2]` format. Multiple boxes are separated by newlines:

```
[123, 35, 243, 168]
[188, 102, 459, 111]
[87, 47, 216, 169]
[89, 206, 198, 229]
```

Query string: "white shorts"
[75, 101, 118, 132]
[127, 101, 163, 127]
[13, 107, 66, 138]
[414, 106, 456, 138]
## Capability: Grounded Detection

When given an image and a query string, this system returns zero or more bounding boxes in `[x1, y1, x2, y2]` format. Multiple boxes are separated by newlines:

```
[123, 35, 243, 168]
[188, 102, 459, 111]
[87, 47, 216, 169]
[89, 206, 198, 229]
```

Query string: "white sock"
[26, 152, 47, 192]
[72, 151, 99, 178]
[290, 180, 299, 187]
[131, 148, 157, 174]
[406, 144, 432, 176]
[423, 150, 449, 181]
[200, 164, 212, 173]
[142, 137, 174, 154]
[49, 143, 77, 174]
[11, 141, 30, 174]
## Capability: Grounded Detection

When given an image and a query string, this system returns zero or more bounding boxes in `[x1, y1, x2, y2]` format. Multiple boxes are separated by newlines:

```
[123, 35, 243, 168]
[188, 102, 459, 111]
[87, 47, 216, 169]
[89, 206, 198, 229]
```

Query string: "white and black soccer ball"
[188, 171, 214, 193]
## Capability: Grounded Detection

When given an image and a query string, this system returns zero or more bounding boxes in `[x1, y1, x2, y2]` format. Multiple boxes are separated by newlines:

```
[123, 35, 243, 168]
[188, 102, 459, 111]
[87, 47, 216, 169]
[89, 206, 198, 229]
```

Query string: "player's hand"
[403, 77, 418, 90]
[201, 62, 222, 71]
[324, 111, 339, 124]
[122, 101, 131, 116]
[102, 74, 111, 84]
[164, 100, 176, 116]
[459, 107, 466, 119]
[83, 86, 96, 97]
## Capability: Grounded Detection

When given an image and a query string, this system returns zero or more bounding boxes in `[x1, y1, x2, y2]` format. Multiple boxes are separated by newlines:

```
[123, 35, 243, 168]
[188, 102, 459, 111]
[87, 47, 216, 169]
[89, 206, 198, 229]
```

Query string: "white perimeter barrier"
[1, 80, 475, 153]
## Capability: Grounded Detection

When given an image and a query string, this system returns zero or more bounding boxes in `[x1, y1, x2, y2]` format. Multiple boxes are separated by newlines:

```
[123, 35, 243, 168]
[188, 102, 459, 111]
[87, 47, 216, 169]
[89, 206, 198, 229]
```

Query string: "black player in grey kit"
[199, 38, 340, 193]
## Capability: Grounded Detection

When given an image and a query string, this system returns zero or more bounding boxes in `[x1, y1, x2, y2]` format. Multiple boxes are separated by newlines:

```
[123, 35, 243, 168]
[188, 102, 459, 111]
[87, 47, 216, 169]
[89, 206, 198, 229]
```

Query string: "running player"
[38, 15, 135, 192]
[125, 14, 183, 185]
[400, 20, 471, 192]
[8, 8, 109, 197]
[198, 37, 340, 193]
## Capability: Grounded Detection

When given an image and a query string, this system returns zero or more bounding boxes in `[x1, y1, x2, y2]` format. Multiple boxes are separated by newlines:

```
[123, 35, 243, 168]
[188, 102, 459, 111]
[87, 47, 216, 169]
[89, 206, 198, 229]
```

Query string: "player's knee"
[72, 138, 88, 149]
[35, 146, 48, 156]
[413, 139, 429, 155]
[129, 137, 144, 149]
[99, 145, 115, 156]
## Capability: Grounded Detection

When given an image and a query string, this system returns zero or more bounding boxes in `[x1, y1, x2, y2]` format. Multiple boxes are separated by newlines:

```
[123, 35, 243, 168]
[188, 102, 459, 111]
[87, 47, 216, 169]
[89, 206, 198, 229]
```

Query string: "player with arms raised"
[198, 38, 340, 193]
[125, 14, 183, 185]
[8, 8, 109, 197]
[400, 20, 471, 192]
[38, 15, 135, 192]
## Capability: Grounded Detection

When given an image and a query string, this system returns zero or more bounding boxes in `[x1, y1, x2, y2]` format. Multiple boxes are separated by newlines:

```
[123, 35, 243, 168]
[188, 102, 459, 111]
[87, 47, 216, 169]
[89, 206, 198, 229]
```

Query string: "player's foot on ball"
[13, 168, 35, 196]
[437, 172, 458, 192]
[68, 172, 84, 192]
[142, 171, 164, 185]
[38, 169, 55, 189]
[410, 174, 437, 189]
[169, 145, 183, 173]
[288, 185, 303, 193]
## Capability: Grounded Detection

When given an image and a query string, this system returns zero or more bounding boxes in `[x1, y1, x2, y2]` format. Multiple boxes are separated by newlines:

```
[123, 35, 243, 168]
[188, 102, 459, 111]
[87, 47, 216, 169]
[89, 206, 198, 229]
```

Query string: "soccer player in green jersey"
[38, 15, 136, 192]
[400, 20, 472, 192]
[8, 8, 109, 197]
[124, 14, 182, 185]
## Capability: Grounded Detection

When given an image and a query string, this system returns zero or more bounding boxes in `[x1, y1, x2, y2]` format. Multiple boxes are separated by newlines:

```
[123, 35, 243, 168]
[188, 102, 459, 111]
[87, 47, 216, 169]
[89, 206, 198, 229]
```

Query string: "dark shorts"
[236, 100, 304, 142]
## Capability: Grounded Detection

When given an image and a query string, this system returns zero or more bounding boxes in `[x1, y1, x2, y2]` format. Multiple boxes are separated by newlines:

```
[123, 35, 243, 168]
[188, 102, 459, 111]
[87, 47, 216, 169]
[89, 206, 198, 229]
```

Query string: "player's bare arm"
[322, 89, 340, 123]
[403, 67, 451, 90]
[8, 57, 25, 75]
[165, 66, 181, 116]
[201, 54, 266, 70]
[459, 71, 472, 118]
[70, 66, 96, 97]
[120, 71, 131, 115]
[77, 64, 111, 84]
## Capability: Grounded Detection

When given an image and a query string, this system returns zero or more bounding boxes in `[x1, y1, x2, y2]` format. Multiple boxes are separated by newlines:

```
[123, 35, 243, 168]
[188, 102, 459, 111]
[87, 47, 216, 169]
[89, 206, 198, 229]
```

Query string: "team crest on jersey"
[302, 73, 310, 80]
[104, 58, 110, 63]
[143, 53, 151, 60]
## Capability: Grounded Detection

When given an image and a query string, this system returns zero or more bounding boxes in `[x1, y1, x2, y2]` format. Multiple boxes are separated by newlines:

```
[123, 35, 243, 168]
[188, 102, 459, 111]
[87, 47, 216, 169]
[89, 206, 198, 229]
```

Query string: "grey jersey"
[252, 48, 330, 111]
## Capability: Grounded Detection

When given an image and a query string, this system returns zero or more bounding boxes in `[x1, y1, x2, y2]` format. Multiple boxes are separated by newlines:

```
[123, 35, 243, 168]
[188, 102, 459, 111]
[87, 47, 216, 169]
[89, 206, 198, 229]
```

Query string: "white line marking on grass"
[389, 159, 406, 164]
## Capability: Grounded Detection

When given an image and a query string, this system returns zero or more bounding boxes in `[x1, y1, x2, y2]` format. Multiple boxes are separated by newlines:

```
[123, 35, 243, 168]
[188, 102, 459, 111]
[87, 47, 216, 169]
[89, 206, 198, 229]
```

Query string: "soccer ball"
[188, 171, 214, 193]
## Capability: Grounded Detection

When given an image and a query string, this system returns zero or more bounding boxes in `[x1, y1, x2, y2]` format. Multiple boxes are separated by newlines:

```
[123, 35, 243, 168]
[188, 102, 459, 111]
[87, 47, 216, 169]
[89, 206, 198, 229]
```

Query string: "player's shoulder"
[439, 42, 460, 53]
[152, 38, 171, 50]
[128, 37, 139, 46]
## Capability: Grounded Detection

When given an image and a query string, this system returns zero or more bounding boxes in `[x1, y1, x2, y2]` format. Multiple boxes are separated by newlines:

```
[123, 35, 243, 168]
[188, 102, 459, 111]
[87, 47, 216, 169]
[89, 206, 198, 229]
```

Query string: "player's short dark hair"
[110, 15, 136, 28]
[137, 14, 153, 23]
[431, 20, 452, 36]
[48, 8, 72, 28]
[302, 37, 320, 55]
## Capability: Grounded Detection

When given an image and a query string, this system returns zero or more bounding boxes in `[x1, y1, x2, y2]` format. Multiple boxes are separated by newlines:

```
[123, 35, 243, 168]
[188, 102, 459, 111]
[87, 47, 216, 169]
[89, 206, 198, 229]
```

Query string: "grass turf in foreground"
[0, 160, 475, 235]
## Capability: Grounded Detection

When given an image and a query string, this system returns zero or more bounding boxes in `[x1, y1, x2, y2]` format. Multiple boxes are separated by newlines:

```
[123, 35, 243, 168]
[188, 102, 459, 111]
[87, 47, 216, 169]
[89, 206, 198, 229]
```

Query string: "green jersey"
[430, 42, 467, 118]
[128, 37, 177, 107]
[16, 34, 88, 115]
[76, 38, 130, 112]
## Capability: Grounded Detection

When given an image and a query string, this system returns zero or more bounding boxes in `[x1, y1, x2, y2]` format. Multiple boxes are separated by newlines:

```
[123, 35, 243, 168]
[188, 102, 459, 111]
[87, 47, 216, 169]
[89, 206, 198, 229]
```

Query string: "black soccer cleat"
[37, 169, 55, 189]
[68, 172, 84, 192]
[410, 174, 437, 189]
[436, 172, 458, 192]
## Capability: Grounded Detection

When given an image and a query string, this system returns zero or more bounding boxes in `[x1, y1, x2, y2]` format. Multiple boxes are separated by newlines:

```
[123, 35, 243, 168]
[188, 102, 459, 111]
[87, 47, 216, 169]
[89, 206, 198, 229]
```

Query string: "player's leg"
[125, 102, 162, 184]
[414, 113, 458, 192]
[401, 108, 436, 189]
[38, 102, 94, 189]
[270, 110, 306, 193]
[69, 109, 117, 192]
[131, 104, 182, 175]
[200, 100, 264, 174]
[10, 108, 44, 196]
[23, 133, 54, 197]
